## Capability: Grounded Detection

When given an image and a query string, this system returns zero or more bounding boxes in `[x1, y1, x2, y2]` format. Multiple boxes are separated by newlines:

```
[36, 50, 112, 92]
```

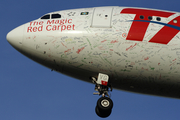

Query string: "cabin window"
[81, 12, 89, 15]
[140, 15, 144, 19]
[52, 14, 61, 19]
[174, 19, 177, 23]
[148, 16, 152, 20]
[41, 14, 50, 19]
[156, 17, 161, 21]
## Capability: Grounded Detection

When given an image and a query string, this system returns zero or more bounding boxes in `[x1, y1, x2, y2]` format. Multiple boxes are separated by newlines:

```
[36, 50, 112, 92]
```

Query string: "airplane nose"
[6, 25, 24, 51]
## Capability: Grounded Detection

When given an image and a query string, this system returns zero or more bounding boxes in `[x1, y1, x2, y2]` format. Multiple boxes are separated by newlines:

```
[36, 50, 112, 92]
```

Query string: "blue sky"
[1, 0, 180, 120]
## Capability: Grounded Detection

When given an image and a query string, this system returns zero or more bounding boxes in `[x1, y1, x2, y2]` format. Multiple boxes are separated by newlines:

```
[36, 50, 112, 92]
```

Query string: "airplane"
[6, 6, 180, 118]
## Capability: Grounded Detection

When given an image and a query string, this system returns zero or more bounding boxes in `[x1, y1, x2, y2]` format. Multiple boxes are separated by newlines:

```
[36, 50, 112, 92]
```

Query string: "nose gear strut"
[93, 79, 112, 97]
[91, 73, 113, 118]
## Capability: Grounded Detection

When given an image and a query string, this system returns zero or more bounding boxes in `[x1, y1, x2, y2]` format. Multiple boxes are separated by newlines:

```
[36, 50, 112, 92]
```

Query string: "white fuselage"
[7, 6, 180, 98]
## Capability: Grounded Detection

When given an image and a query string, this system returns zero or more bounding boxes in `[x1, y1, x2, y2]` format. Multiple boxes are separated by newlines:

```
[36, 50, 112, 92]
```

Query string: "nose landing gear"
[92, 73, 113, 118]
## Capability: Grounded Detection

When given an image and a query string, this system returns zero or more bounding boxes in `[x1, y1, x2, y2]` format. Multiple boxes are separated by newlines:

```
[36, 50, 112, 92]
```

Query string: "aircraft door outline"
[91, 7, 113, 28]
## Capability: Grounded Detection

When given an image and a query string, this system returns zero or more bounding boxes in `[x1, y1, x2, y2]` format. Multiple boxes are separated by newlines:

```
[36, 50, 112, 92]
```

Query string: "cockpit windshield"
[41, 14, 50, 19]
[52, 14, 61, 19]
[40, 13, 61, 19]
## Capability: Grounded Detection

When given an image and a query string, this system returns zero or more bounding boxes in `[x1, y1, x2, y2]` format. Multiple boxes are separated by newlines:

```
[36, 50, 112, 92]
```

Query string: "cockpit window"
[40, 13, 61, 19]
[41, 14, 50, 19]
[52, 14, 61, 19]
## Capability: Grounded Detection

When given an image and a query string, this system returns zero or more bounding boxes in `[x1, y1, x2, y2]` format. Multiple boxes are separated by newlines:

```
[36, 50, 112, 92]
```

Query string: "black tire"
[97, 97, 113, 111]
[95, 106, 111, 118]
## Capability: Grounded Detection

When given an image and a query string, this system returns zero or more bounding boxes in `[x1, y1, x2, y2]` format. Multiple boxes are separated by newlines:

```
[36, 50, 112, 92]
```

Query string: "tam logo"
[121, 8, 180, 44]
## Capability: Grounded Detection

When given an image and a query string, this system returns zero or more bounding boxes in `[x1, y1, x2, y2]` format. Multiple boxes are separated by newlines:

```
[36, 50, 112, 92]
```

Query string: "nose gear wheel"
[95, 97, 113, 118]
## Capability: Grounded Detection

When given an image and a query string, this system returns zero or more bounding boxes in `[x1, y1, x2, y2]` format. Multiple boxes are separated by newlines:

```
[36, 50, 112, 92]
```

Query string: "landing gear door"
[91, 7, 113, 28]
[97, 73, 109, 86]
